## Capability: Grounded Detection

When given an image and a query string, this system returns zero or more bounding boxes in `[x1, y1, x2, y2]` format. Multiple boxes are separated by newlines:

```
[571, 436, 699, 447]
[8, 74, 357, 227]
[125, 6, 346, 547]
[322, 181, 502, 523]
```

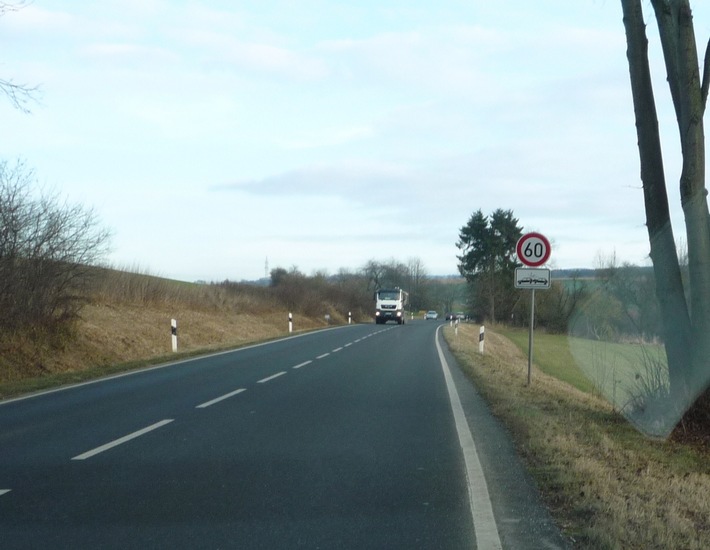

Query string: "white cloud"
[78, 42, 179, 65]
[0, 0, 705, 281]
[277, 125, 375, 150]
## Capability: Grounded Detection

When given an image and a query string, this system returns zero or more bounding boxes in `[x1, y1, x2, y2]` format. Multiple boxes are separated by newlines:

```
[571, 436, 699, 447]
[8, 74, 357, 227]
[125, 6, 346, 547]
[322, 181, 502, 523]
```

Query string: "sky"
[2, 0, 710, 282]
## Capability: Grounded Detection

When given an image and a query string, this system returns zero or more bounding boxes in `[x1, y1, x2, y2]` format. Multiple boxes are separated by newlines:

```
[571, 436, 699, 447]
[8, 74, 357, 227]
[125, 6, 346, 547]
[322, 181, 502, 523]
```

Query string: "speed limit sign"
[516, 232, 551, 267]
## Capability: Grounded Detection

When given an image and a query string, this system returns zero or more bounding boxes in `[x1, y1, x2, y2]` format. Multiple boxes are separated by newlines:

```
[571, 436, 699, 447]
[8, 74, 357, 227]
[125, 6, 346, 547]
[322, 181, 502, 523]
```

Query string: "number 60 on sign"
[516, 232, 551, 267]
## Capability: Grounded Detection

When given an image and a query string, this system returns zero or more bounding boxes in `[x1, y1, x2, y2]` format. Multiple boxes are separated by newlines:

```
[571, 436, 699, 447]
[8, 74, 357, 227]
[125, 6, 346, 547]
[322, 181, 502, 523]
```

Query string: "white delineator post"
[348, 311, 352, 325]
[171, 319, 177, 352]
[288, 312, 293, 333]
[479, 325, 485, 354]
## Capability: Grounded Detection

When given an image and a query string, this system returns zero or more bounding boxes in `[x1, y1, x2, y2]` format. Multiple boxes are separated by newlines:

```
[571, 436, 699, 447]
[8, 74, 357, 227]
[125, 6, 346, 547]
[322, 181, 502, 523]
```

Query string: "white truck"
[374, 288, 409, 325]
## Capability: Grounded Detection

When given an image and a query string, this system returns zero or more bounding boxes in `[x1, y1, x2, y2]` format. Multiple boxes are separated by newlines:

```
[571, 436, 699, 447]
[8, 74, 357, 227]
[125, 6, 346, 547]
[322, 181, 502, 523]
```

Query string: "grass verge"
[444, 324, 710, 549]
[0, 301, 325, 399]
[500, 327, 594, 393]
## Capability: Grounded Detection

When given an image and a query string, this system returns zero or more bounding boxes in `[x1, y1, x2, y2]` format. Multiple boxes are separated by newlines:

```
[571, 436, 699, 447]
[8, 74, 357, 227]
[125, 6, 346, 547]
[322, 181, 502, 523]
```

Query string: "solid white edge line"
[196, 388, 247, 409]
[0, 489, 10, 496]
[435, 326, 502, 550]
[257, 371, 287, 384]
[292, 360, 313, 369]
[71, 419, 174, 461]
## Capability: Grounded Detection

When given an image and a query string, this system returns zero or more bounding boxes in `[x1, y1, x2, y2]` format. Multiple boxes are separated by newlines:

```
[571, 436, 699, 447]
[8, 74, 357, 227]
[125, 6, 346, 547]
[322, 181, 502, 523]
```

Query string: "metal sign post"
[527, 290, 535, 386]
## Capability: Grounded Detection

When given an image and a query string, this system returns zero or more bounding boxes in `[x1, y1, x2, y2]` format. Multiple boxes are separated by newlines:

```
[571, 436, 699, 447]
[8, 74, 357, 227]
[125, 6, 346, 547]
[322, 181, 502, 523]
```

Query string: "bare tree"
[361, 259, 409, 291]
[621, 0, 710, 435]
[362, 260, 385, 291]
[1, 1, 40, 113]
[0, 160, 111, 331]
[406, 257, 428, 311]
[532, 274, 588, 334]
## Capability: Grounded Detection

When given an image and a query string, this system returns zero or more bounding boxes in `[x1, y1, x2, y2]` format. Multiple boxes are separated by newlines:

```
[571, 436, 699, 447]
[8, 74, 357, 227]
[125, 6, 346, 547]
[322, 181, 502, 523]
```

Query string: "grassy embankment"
[0, 269, 333, 398]
[444, 324, 710, 549]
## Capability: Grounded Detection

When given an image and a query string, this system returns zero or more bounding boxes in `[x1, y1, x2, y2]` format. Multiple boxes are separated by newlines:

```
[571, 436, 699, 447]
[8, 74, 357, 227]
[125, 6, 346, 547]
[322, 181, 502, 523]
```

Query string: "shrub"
[0, 160, 111, 333]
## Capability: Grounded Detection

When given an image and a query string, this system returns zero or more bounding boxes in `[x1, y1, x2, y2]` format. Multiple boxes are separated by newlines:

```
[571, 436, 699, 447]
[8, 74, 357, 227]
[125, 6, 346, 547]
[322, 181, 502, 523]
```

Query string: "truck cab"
[374, 288, 408, 325]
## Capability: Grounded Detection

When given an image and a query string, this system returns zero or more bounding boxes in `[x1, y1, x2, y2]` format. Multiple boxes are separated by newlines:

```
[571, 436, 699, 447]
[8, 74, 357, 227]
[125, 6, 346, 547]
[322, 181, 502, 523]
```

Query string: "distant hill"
[552, 268, 597, 279]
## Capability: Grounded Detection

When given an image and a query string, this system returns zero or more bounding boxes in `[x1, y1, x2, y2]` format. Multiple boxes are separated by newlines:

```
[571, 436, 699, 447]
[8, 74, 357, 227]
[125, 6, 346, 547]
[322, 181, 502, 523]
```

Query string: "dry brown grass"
[0, 275, 325, 387]
[0, 266, 366, 395]
[445, 324, 710, 549]
[67, 303, 318, 371]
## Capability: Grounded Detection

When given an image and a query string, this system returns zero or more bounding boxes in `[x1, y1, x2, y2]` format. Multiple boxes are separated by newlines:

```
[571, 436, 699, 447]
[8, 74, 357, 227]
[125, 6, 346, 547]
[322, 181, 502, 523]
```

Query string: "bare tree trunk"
[651, 0, 710, 394]
[622, 0, 692, 397]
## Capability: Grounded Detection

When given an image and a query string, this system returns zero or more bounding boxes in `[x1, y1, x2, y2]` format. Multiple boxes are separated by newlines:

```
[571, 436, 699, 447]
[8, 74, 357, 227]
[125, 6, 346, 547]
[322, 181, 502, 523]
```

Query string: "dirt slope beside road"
[0, 302, 324, 385]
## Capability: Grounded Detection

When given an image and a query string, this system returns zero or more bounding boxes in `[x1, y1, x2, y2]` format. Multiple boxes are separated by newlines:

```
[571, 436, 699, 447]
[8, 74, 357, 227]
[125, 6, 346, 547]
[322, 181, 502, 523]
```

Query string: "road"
[0, 320, 568, 549]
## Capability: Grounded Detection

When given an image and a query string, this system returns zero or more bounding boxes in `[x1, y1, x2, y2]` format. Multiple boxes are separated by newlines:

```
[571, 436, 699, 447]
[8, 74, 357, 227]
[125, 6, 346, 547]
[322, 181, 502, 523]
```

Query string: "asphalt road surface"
[0, 320, 569, 549]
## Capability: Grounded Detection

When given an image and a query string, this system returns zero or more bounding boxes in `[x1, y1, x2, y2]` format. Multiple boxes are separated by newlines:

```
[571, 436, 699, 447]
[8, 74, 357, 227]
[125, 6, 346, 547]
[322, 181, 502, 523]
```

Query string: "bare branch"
[702, 37, 710, 113]
[0, 1, 31, 15]
[0, 78, 40, 114]
[0, 160, 112, 330]
[1, 1, 40, 112]
[650, 0, 683, 124]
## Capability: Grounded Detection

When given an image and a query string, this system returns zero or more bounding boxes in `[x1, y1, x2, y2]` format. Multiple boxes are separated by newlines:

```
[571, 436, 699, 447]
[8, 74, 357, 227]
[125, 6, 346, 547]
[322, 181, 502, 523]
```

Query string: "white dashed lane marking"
[71, 419, 175, 461]
[257, 371, 287, 384]
[196, 388, 247, 409]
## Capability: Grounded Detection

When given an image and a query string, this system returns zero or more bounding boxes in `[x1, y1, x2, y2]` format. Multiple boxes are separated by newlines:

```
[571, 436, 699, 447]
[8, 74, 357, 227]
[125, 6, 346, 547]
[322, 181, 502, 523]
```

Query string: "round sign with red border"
[516, 232, 551, 267]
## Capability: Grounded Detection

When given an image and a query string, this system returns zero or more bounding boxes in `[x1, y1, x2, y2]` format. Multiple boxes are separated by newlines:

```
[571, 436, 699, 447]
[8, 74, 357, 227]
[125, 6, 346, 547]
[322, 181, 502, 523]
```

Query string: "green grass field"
[500, 328, 594, 392]
[499, 327, 668, 411]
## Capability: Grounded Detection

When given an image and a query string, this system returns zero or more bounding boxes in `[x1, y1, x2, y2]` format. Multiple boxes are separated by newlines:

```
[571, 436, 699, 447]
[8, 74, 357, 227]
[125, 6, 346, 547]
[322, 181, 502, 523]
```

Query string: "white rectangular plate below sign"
[515, 268, 551, 289]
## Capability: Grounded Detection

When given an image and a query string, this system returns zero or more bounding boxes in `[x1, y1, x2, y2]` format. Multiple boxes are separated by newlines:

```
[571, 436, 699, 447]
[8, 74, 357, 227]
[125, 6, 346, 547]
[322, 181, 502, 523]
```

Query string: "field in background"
[500, 327, 668, 414]
[499, 328, 594, 392]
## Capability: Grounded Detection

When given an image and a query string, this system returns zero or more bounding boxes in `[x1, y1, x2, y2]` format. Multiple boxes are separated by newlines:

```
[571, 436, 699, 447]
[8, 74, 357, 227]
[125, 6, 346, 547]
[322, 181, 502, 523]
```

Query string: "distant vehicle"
[425, 310, 438, 320]
[445, 312, 454, 320]
[374, 287, 408, 325]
